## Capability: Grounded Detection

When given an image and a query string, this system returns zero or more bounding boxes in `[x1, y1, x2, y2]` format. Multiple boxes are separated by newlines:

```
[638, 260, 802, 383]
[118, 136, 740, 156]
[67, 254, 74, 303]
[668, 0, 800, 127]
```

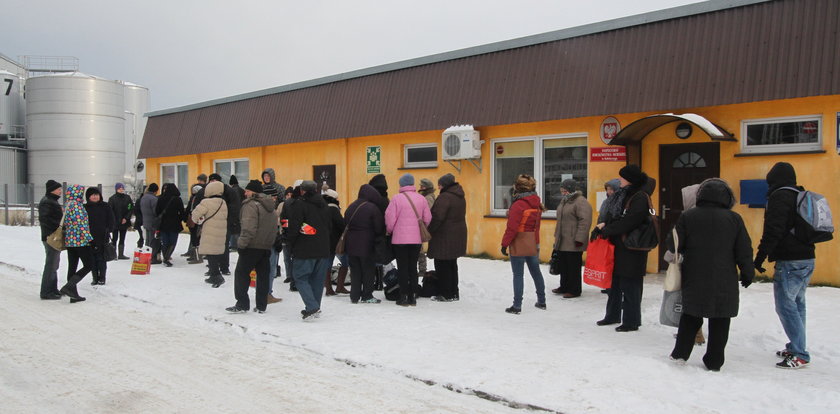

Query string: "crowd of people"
[35, 162, 818, 370]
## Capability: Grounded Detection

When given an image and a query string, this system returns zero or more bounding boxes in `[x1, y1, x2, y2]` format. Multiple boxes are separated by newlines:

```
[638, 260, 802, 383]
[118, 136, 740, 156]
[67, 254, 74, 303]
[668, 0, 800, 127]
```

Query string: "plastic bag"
[583, 238, 614, 289]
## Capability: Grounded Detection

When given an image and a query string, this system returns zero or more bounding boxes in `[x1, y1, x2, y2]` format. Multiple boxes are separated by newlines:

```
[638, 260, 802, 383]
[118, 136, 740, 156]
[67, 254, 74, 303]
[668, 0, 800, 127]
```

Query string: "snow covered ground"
[1, 225, 838, 414]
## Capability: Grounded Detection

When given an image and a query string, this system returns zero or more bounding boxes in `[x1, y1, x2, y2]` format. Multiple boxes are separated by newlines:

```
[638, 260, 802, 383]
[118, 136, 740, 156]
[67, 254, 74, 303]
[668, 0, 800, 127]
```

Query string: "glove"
[753, 258, 766, 274]
[501, 246, 508, 256]
[740, 274, 753, 288]
[590, 228, 601, 242]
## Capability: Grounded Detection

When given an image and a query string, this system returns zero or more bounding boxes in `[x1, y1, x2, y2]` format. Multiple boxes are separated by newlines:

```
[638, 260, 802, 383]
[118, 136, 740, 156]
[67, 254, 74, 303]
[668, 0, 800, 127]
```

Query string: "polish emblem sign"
[600, 117, 621, 145]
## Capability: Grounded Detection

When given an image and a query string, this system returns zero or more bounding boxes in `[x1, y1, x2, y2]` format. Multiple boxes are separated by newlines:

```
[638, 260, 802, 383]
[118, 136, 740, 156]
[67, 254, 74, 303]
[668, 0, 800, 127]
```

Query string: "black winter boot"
[395, 294, 410, 307]
[60, 274, 86, 303]
[163, 246, 175, 267]
[118, 244, 129, 260]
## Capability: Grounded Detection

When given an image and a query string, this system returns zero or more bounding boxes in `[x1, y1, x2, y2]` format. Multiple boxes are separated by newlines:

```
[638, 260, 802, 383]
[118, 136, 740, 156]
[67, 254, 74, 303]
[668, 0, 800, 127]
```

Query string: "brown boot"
[324, 267, 337, 296]
[266, 294, 282, 304]
[335, 266, 350, 294]
[695, 328, 706, 345]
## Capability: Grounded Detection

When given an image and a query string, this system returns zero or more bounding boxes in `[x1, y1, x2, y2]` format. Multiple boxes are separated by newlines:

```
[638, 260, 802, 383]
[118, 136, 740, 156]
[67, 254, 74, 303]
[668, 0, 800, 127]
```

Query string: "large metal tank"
[0, 70, 25, 139]
[26, 72, 125, 197]
[0, 146, 27, 204]
[121, 81, 150, 190]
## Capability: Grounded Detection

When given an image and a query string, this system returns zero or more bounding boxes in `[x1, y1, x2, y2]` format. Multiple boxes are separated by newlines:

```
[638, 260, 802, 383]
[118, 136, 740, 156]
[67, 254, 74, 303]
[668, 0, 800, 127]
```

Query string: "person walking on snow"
[501, 174, 547, 314]
[140, 183, 161, 264]
[84, 187, 115, 285]
[108, 182, 133, 260]
[38, 179, 64, 300]
[155, 183, 186, 267]
[59, 184, 95, 303]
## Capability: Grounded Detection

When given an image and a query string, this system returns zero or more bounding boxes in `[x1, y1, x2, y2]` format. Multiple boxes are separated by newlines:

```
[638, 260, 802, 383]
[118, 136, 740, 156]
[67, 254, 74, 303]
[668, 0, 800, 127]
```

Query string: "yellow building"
[140, 0, 840, 285]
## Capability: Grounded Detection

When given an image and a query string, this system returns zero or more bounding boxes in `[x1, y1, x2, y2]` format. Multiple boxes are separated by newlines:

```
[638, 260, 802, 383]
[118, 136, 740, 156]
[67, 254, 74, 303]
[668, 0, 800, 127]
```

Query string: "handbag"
[104, 242, 118, 262]
[583, 238, 615, 289]
[663, 227, 682, 292]
[335, 201, 368, 255]
[402, 193, 432, 242]
[46, 213, 66, 251]
[509, 207, 539, 257]
[548, 249, 562, 275]
[151, 197, 176, 229]
[622, 192, 660, 251]
[659, 289, 683, 327]
[373, 235, 395, 264]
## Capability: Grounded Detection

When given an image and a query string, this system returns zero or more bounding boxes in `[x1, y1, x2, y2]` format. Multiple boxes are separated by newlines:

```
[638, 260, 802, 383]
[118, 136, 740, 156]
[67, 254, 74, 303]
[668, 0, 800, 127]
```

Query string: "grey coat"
[237, 193, 278, 250]
[139, 191, 158, 230]
[552, 192, 593, 252]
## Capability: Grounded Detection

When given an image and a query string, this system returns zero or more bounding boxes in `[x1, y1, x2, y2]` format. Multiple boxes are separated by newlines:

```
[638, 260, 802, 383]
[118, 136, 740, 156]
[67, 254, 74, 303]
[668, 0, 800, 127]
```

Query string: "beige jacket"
[552, 192, 593, 252]
[192, 181, 228, 255]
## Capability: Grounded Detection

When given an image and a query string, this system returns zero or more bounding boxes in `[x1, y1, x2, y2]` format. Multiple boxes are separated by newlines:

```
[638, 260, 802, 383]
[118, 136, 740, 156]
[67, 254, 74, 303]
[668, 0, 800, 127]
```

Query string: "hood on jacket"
[301, 191, 327, 208]
[766, 162, 797, 192]
[205, 181, 224, 198]
[357, 184, 383, 205]
[398, 185, 417, 194]
[162, 183, 181, 198]
[66, 184, 86, 202]
[516, 193, 542, 210]
[84, 186, 101, 202]
[605, 179, 621, 193]
[369, 174, 388, 193]
[681, 184, 701, 210]
[262, 168, 277, 184]
[442, 183, 465, 199]
[249, 192, 276, 213]
[642, 177, 657, 196]
[696, 178, 736, 209]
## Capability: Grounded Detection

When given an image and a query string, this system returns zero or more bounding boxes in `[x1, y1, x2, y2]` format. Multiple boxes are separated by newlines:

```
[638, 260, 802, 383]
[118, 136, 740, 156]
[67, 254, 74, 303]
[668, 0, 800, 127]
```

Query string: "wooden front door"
[657, 142, 720, 270]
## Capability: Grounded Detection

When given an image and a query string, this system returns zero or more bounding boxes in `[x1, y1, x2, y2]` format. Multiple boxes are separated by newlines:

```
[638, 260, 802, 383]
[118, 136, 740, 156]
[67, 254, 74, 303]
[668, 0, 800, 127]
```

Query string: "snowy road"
[0, 269, 525, 414]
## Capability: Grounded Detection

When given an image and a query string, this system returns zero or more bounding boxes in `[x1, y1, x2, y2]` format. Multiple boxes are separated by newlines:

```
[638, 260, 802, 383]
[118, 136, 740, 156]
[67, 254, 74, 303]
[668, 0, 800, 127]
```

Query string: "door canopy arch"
[609, 113, 736, 146]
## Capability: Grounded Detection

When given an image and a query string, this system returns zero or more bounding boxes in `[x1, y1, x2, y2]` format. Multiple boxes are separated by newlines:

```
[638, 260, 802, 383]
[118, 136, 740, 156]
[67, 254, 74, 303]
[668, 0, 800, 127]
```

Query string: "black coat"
[327, 203, 346, 256]
[670, 179, 754, 318]
[107, 192, 134, 230]
[85, 200, 115, 247]
[427, 183, 467, 260]
[285, 191, 332, 259]
[600, 184, 650, 278]
[755, 162, 815, 264]
[155, 188, 186, 234]
[38, 193, 63, 241]
[134, 193, 145, 227]
[343, 185, 385, 258]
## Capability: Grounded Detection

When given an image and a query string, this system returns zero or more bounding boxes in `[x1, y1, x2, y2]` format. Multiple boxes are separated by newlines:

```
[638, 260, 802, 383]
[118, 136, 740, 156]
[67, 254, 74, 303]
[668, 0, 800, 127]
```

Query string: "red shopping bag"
[131, 247, 152, 275]
[249, 269, 257, 287]
[583, 238, 614, 289]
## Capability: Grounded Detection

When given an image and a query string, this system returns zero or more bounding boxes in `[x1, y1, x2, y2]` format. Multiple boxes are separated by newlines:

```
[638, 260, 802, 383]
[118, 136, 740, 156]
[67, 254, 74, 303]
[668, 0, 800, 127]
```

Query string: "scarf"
[559, 191, 580, 204]
[512, 191, 537, 202]
[602, 186, 630, 220]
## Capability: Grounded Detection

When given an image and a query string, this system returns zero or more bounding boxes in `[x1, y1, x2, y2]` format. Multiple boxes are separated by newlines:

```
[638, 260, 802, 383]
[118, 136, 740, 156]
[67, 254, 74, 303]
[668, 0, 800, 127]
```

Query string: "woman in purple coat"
[343, 184, 386, 303]
[385, 174, 432, 306]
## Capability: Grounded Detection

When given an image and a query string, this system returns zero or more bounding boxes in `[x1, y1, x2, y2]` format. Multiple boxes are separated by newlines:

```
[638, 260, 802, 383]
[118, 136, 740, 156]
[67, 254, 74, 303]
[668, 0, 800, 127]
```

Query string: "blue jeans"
[773, 259, 815, 361]
[268, 248, 279, 294]
[41, 241, 61, 297]
[292, 257, 330, 312]
[510, 255, 546, 309]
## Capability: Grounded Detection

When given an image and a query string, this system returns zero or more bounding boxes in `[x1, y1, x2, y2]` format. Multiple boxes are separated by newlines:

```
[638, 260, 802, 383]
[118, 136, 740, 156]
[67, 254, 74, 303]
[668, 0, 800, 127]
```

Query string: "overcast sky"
[3, 0, 700, 112]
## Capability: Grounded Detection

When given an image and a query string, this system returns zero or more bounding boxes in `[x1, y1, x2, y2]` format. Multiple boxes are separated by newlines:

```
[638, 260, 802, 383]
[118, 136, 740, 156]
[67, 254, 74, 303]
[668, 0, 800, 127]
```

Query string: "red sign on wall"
[590, 147, 627, 162]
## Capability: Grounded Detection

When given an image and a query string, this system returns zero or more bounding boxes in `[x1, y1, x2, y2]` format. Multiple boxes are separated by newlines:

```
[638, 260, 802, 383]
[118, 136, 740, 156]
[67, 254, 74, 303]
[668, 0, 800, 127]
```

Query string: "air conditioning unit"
[442, 125, 481, 160]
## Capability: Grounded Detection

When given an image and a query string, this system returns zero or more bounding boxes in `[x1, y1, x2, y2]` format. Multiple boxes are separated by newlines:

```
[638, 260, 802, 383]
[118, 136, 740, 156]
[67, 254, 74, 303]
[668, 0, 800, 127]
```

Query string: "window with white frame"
[742, 115, 822, 153]
[214, 159, 250, 184]
[160, 163, 189, 203]
[403, 143, 438, 168]
[491, 134, 588, 215]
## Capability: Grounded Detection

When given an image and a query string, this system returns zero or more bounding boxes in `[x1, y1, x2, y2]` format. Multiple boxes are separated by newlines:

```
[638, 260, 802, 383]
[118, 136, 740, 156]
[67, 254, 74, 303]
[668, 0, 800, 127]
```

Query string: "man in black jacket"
[38, 180, 64, 299]
[754, 162, 816, 369]
[108, 182, 133, 259]
[286, 180, 332, 320]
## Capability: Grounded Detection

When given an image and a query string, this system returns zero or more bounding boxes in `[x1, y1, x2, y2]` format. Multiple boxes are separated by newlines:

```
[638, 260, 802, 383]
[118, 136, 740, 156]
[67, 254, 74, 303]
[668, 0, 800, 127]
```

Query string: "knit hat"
[560, 179, 577, 193]
[619, 165, 648, 187]
[115, 182, 125, 192]
[85, 186, 101, 201]
[229, 175, 239, 186]
[514, 174, 536, 193]
[245, 179, 263, 193]
[46, 179, 62, 194]
[604, 178, 621, 192]
[399, 173, 415, 187]
[148, 183, 159, 193]
[419, 178, 434, 190]
[197, 174, 208, 183]
[300, 180, 318, 193]
[208, 173, 222, 182]
[438, 173, 456, 188]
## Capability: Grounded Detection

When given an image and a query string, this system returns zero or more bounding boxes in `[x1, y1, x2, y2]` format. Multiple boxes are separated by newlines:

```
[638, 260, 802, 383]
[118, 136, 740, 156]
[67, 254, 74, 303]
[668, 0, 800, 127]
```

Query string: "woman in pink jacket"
[385, 173, 432, 306]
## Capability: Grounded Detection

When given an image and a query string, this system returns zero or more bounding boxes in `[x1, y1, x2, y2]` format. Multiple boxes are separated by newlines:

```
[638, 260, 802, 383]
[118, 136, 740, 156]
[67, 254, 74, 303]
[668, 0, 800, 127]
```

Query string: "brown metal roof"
[139, 0, 840, 158]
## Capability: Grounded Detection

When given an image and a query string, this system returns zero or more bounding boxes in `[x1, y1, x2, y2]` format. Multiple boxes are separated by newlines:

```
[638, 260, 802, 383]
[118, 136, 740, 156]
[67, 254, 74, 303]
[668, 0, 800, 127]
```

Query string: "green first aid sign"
[366, 146, 381, 174]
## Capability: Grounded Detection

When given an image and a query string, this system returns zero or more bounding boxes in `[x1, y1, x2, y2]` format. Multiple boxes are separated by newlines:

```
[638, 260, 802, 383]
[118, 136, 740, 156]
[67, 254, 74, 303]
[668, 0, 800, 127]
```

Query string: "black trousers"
[136, 226, 145, 248]
[393, 244, 421, 297]
[349, 255, 376, 302]
[234, 248, 271, 311]
[604, 275, 643, 328]
[206, 254, 223, 278]
[557, 251, 583, 296]
[91, 243, 108, 282]
[66, 246, 95, 282]
[219, 228, 231, 272]
[111, 228, 128, 248]
[434, 259, 460, 299]
[671, 314, 731, 371]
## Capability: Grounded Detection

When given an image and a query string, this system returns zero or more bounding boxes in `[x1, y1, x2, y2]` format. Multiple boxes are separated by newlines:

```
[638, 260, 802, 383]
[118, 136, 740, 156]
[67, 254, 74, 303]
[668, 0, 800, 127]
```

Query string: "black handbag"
[549, 249, 563, 275]
[622, 192, 660, 251]
[104, 242, 118, 262]
[373, 235, 395, 264]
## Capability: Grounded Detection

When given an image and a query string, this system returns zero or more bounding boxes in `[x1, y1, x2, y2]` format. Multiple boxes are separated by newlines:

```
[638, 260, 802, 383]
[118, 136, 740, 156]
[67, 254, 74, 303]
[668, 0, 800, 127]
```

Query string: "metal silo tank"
[26, 72, 126, 197]
[0, 70, 25, 139]
[121, 81, 150, 191]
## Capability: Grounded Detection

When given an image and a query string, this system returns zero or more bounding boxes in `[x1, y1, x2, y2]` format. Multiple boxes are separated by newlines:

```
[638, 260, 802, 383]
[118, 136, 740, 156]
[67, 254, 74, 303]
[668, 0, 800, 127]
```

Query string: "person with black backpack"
[754, 162, 817, 369]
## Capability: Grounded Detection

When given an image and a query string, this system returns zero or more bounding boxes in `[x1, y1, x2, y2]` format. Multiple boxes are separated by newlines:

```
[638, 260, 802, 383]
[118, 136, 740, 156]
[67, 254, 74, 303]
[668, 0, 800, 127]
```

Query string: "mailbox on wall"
[740, 179, 769, 208]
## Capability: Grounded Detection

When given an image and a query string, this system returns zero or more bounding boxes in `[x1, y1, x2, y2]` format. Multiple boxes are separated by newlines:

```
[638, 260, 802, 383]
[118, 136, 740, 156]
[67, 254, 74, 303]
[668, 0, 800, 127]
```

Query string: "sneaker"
[669, 356, 687, 365]
[534, 302, 547, 310]
[221, 270, 231, 276]
[505, 306, 521, 314]
[776, 349, 793, 358]
[211, 279, 225, 288]
[253, 307, 265, 314]
[301, 309, 320, 321]
[776, 355, 809, 369]
[225, 306, 248, 313]
[360, 297, 381, 304]
[431, 296, 449, 302]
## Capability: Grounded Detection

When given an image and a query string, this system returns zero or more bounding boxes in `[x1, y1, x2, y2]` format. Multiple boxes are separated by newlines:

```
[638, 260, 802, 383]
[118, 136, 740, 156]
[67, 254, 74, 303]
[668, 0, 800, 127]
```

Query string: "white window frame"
[740, 115, 822, 154]
[160, 162, 190, 202]
[213, 158, 250, 180]
[403, 143, 438, 168]
[489, 133, 589, 217]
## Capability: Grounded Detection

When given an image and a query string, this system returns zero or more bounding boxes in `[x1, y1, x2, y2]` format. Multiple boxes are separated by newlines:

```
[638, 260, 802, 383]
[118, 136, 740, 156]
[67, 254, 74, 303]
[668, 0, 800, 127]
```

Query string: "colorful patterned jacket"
[64, 184, 93, 248]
